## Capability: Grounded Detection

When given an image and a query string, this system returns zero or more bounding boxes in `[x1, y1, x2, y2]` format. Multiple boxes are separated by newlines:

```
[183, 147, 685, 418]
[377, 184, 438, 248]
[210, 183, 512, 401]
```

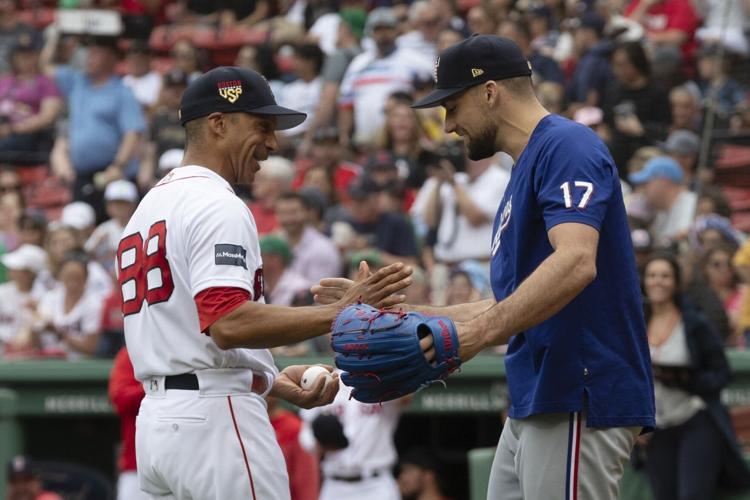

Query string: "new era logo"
[215, 244, 247, 269]
[471, 68, 484, 78]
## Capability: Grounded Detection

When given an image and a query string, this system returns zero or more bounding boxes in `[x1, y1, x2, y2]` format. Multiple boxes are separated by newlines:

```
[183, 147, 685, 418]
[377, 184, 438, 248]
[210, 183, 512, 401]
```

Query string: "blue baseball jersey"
[490, 114, 655, 429]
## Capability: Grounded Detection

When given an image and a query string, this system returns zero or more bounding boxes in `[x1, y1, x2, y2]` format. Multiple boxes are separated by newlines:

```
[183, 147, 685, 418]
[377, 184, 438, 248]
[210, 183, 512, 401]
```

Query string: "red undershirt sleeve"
[194, 287, 251, 334]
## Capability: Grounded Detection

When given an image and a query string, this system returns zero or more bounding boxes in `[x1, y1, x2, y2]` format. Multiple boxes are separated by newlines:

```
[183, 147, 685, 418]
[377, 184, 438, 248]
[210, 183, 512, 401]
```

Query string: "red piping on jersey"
[227, 395, 257, 499]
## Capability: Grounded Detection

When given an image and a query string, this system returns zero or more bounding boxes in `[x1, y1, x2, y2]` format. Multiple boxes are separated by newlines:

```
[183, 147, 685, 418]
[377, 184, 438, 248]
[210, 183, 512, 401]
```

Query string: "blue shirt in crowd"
[490, 114, 655, 429]
[55, 66, 146, 177]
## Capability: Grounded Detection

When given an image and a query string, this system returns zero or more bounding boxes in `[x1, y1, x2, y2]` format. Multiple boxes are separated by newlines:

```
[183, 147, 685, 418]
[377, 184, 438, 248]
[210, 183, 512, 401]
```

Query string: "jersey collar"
[171, 165, 235, 193]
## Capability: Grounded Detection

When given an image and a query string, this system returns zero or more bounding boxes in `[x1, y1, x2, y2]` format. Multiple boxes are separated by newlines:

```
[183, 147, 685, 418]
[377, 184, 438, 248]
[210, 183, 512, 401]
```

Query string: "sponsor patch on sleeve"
[214, 244, 247, 269]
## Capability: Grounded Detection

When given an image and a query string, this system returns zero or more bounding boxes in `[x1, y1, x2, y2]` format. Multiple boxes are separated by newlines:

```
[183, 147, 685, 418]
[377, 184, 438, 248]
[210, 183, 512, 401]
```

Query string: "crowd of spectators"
[0, 0, 747, 363]
[0, 0, 747, 497]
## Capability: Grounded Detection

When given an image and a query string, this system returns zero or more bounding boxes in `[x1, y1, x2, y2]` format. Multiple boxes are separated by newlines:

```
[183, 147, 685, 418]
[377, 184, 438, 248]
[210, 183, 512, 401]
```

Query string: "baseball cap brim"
[251, 104, 307, 131]
[628, 170, 652, 185]
[412, 86, 467, 109]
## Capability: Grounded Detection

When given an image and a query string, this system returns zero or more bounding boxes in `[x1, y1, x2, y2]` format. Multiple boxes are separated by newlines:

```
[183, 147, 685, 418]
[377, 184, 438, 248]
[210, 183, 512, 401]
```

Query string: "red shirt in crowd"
[246, 201, 279, 235]
[292, 159, 361, 203]
[270, 410, 320, 500]
[625, 0, 701, 60]
[108, 347, 145, 473]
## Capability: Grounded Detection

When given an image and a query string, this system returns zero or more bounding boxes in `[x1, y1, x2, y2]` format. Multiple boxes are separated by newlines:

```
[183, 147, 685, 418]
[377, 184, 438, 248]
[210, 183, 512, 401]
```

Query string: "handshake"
[312, 263, 462, 403]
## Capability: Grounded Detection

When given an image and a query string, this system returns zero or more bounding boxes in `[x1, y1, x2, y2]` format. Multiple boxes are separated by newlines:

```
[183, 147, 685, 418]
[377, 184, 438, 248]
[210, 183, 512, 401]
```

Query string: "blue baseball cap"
[412, 35, 532, 109]
[179, 66, 306, 130]
[628, 156, 684, 185]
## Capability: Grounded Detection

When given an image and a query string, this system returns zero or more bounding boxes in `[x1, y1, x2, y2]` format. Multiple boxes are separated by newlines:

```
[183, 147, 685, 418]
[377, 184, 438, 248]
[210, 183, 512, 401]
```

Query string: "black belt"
[329, 470, 381, 483]
[165, 373, 199, 390]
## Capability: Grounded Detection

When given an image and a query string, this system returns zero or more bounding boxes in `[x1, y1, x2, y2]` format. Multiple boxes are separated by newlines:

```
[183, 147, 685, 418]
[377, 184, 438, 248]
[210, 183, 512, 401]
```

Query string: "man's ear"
[483, 80, 500, 107]
[205, 112, 228, 139]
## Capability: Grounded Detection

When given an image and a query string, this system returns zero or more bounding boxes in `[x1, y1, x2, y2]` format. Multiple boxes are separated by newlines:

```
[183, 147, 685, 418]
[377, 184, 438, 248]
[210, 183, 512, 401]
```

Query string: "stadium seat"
[17, 7, 55, 29]
[16, 164, 50, 187]
[467, 447, 494, 500]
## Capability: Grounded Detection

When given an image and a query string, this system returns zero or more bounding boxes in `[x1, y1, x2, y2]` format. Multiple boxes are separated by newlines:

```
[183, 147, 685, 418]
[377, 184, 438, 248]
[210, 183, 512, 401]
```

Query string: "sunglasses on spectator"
[0, 184, 21, 193]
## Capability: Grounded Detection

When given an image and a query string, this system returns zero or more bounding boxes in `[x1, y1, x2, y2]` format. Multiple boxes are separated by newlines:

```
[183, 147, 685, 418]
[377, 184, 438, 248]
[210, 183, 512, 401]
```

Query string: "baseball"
[301, 366, 333, 391]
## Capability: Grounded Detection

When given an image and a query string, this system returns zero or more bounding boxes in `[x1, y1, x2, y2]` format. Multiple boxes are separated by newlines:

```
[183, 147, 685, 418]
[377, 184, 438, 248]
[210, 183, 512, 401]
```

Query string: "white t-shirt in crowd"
[651, 190, 697, 247]
[299, 376, 403, 478]
[85, 218, 126, 270]
[278, 77, 323, 136]
[123, 71, 163, 108]
[34, 261, 114, 299]
[36, 287, 103, 359]
[0, 283, 41, 347]
[339, 48, 433, 145]
[412, 164, 510, 262]
[119, 166, 277, 384]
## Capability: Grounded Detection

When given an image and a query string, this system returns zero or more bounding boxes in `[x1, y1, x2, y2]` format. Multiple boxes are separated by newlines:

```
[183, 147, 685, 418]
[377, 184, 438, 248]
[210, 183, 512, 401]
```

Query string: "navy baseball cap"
[412, 35, 532, 109]
[179, 66, 306, 130]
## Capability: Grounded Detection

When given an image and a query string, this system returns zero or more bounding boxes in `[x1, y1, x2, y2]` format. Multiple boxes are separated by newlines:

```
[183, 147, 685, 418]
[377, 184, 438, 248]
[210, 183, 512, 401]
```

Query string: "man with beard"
[314, 36, 654, 500]
[117, 67, 413, 500]
[410, 35, 654, 500]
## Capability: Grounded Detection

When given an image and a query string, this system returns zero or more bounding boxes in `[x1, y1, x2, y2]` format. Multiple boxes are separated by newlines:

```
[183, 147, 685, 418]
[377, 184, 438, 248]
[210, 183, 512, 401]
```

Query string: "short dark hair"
[61, 250, 90, 276]
[614, 41, 651, 79]
[295, 43, 325, 75]
[498, 76, 535, 98]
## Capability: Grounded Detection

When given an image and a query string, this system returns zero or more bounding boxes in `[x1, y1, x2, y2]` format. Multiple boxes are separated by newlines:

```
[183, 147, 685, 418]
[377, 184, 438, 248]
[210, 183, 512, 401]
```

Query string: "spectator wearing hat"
[567, 12, 615, 109]
[0, 0, 37, 74]
[0, 32, 62, 164]
[662, 129, 700, 185]
[60, 201, 97, 243]
[625, 0, 700, 62]
[259, 235, 311, 306]
[343, 175, 418, 266]
[0, 244, 46, 355]
[5, 456, 62, 500]
[43, 34, 146, 223]
[249, 155, 295, 235]
[123, 40, 162, 112]
[629, 156, 697, 247]
[397, 448, 451, 500]
[33, 251, 104, 358]
[602, 41, 671, 178]
[338, 7, 433, 148]
[275, 191, 342, 284]
[138, 68, 188, 191]
[299, 8, 365, 154]
[85, 180, 139, 274]
[497, 18, 564, 85]
[277, 43, 325, 138]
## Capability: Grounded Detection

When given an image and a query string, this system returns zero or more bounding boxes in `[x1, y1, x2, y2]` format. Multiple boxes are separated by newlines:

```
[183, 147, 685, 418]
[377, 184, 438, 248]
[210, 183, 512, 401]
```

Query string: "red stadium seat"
[18, 7, 56, 29]
[16, 164, 50, 187]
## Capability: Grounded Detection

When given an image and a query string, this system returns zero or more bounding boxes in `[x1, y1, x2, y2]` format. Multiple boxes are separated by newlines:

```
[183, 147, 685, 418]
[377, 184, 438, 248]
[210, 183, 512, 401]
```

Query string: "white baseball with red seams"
[301, 365, 333, 391]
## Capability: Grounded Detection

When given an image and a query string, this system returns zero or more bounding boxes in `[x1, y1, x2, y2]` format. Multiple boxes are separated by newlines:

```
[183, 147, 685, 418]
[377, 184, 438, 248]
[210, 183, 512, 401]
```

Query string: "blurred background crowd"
[0, 0, 750, 497]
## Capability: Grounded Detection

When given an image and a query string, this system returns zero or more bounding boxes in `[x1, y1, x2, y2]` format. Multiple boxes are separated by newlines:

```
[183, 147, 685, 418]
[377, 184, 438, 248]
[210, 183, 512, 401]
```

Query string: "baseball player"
[315, 36, 655, 500]
[298, 375, 409, 500]
[117, 67, 413, 500]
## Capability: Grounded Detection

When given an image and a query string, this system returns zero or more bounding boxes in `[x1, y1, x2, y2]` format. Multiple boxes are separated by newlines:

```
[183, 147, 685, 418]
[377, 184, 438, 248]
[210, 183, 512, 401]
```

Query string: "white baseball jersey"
[118, 165, 277, 383]
[299, 376, 403, 477]
[36, 287, 103, 359]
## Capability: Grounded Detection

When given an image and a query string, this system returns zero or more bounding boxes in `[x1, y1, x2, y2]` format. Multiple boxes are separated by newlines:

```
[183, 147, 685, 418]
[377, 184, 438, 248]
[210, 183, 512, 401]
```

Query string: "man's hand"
[270, 365, 339, 409]
[313, 261, 412, 309]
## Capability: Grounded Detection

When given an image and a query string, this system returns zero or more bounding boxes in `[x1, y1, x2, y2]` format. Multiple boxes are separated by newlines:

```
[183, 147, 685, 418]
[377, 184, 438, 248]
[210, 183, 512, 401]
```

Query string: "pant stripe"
[566, 412, 582, 500]
[227, 395, 257, 500]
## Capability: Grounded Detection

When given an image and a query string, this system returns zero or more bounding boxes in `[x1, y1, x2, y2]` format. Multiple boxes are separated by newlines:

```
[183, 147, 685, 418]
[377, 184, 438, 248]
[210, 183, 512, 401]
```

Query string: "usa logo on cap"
[218, 80, 243, 103]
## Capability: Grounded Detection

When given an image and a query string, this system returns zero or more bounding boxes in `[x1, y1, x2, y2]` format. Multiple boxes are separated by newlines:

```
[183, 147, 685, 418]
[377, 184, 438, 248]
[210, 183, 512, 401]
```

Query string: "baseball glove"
[331, 303, 462, 403]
